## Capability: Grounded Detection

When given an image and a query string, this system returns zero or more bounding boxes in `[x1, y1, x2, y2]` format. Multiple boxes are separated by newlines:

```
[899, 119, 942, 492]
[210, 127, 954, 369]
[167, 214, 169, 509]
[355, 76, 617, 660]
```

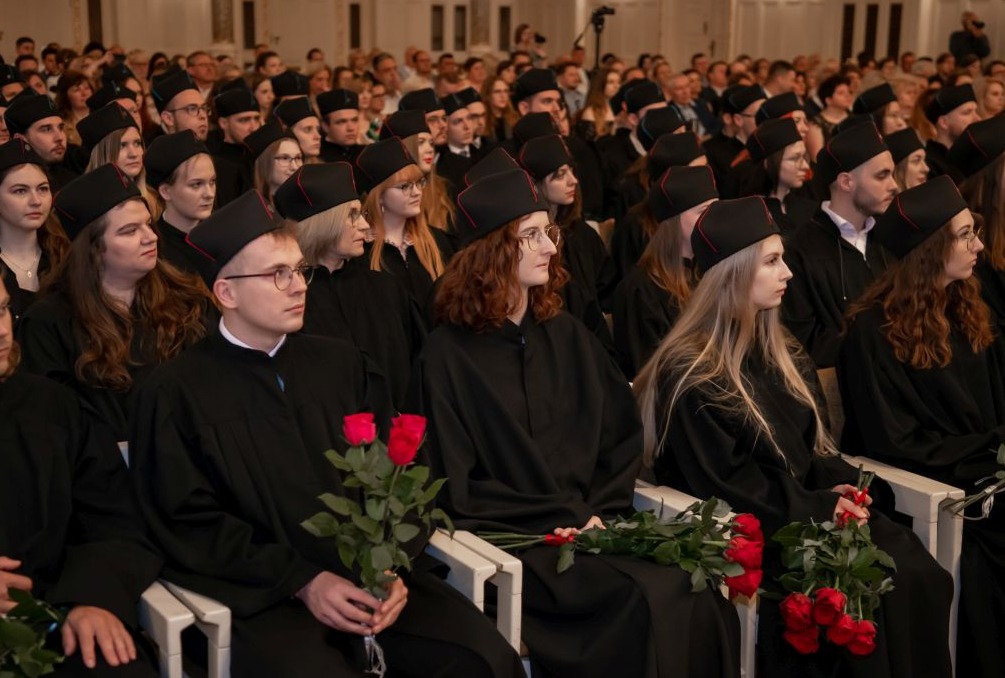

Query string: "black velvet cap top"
[144, 130, 210, 188]
[270, 70, 310, 99]
[77, 102, 137, 152]
[0, 65, 21, 88]
[455, 168, 548, 245]
[274, 162, 358, 221]
[87, 81, 135, 111]
[150, 69, 197, 113]
[465, 147, 519, 186]
[215, 88, 260, 118]
[872, 175, 968, 258]
[441, 92, 469, 117]
[242, 120, 295, 160]
[354, 137, 415, 192]
[647, 133, 704, 177]
[517, 134, 573, 182]
[0, 138, 45, 174]
[883, 128, 925, 165]
[852, 83, 896, 115]
[746, 118, 801, 162]
[455, 87, 481, 106]
[755, 92, 802, 124]
[317, 89, 359, 117]
[512, 112, 558, 146]
[379, 109, 430, 140]
[948, 116, 1005, 179]
[273, 97, 318, 127]
[399, 88, 443, 114]
[53, 163, 141, 241]
[924, 84, 976, 123]
[623, 80, 664, 114]
[4, 94, 60, 135]
[815, 121, 889, 186]
[636, 107, 686, 151]
[511, 68, 559, 106]
[691, 196, 779, 273]
[721, 85, 765, 115]
[647, 165, 718, 222]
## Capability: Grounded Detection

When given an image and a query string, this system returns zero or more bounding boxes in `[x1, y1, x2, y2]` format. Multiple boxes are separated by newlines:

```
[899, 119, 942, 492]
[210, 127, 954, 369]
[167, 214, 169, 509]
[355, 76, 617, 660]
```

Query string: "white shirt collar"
[448, 143, 471, 156]
[821, 201, 875, 255]
[219, 318, 287, 357]
[628, 131, 646, 156]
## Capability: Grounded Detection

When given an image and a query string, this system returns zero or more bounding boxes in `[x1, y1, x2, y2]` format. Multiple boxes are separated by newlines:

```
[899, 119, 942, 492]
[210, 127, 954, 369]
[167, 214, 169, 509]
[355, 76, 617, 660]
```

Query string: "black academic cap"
[215, 88, 259, 118]
[3, 94, 59, 135]
[379, 109, 429, 140]
[53, 163, 141, 241]
[815, 121, 889, 187]
[455, 168, 548, 245]
[517, 134, 573, 181]
[691, 196, 779, 274]
[830, 113, 873, 136]
[925, 84, 976, 123]
[610, 79, 642, 113]
[465, 147, 519, 186]
[948, 117, 1005, 179]
[721, 85, 765, 115]
[0, 138, 45, 174]
[270, 70, 309, 99]
[243, 120, 294, 160]
[511, 68, 559, 106]
[883, 128, 925, 165]
[636, 107, 686, 151]
[512, 112, 558, 146]
[274, 162, 358, 221]
[217, 77, 250, 95]
[144, 130, 210, 188]
[455, 87, 480, 106]
[317, 89, 359, 118]
[101, 61, 135, 84]
[0, 65, 21, 88]
[872, 175, 968, 259]
[273, 97, 318, 128]
[77, 102, 137, 152]
[623, 80, 664, 114]
[441, 92, 468, 116]
[87, 81, 135, 111]
[755, 92, 802, 124]
[647, 133, 704, 177]
[354, 138, 415, 192]
[186, 189, 285, 286]
[746, 118, 801, 162]
[150, 69, 197, 113]
[400, 88, 443, 114]
[852, 83, 896, 115]
[648, 165, 718, 222]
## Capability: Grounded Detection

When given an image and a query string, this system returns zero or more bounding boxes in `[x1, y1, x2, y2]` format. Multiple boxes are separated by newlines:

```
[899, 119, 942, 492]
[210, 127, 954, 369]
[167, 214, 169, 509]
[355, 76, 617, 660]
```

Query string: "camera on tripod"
[592, 5, 616, 27]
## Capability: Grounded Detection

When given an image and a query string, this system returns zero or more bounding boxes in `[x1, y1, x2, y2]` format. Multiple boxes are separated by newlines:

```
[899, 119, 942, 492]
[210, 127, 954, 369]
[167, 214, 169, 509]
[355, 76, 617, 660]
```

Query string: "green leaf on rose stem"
[651, 539, 682, 566]
[301, 512, 339, 538]
[690, 566, 708, 592]
[365, 497, 386, 522]
[0, 620, 38, 648]
[346, 445, 365, 472]
[370, 544, 393, 572]
[777, 572, 805, 593]
[342, 476, 363, 489]
[324, 449, 353, 471]
[395, 548, 414, 570]
[678, 558, 697, 573]
[875, 548, 896, 570]
[722, 562, 745, 577]
[406, 465, 430, 485]
[356, 470, 380, 487]
[556, 544, 577, 574]
[430, 508, 451, 527]
[393, 474, 418, 500]
[336, 542, 356, 570]
[996, 443, 1005, 466]
[351, 513, 382, 537]
[387, 495, 406, 517]
[393, 523, 422, 543]
[318, 493, 357, 517]
[419, 477, 447, 504]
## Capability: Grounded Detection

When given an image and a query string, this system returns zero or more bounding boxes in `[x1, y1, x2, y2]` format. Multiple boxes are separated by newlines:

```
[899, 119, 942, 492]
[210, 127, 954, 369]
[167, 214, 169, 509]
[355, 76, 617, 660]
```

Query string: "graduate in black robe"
[209, 87, 259, 197]
[838, 177, 1005, 676]
[922, 84, 980, 184]
[744, 118, 816, 235]
[317, 89, 365, 164]
[410, 168, 741, 678]
[0, 279, 162, 678]
[131, 190, 523, 678]
[18, 165, 210, 444]
[781, 122, 895, 367]
[635, 196, 953, 678]
[274, 161, 425, 409]
[612, 165, 716, 377]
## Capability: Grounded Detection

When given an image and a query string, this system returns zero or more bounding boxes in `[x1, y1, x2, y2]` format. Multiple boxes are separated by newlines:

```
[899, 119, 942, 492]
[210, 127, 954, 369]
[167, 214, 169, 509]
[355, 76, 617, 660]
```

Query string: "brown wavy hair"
[847, 218, 993, 369]
[960, 154, 1005, 270]
[53, 197, 211, 390]
[0, 163, 71, 289]
[0, 265, 22, 381]
[435, 219, 568, 332]
[401, 134, 456, 231]
[637, 207, 693, 307]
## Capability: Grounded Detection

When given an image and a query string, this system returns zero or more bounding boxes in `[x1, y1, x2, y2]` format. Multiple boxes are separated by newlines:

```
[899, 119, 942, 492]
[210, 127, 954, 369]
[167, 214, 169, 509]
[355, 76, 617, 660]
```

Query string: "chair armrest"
[842, 454, 964, 523]
[162, 582, 232, 648]
[425, 529, 498, 612]
[138, 582, 196, 659]
[634, 480, 731, 518]
[442, 530, 523, 652]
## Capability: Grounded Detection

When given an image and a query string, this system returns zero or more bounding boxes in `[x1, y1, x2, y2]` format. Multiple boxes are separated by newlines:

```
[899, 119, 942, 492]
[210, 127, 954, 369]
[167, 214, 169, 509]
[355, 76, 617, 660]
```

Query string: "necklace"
[0, 248, 42, 279]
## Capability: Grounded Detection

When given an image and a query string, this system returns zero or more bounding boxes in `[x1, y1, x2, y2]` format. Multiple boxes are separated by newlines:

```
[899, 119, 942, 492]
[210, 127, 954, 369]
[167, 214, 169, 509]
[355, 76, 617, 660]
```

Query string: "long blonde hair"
[86, 127, 158, 215]
[633, 237, 836, 468]
[363, 164, 446, 279]
[401, 133, 456, 231]
[293, 201, 353, 264]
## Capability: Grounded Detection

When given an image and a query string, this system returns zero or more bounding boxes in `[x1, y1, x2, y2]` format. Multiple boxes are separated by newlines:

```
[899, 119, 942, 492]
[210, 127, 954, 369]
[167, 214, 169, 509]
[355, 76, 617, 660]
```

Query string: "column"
[211, 0, 237, 58]
[469, 0, 492, 55]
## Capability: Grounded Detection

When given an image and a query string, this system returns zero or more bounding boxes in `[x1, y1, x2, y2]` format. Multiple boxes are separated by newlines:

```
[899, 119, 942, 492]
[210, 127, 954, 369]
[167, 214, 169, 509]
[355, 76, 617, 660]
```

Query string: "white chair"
[138, 582, 197, 678]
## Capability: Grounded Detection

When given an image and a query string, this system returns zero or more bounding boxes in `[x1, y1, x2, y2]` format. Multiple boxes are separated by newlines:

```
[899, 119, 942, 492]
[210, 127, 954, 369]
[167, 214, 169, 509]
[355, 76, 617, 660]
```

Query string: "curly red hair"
[435, 219, 568, 332]
[848, 217, 993, 369]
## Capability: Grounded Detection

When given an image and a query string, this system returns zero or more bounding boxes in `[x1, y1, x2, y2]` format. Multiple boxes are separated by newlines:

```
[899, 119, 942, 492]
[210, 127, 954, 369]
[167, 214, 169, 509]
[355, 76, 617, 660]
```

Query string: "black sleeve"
[780, 248, 840, 367]
[612, 278, 678, 378]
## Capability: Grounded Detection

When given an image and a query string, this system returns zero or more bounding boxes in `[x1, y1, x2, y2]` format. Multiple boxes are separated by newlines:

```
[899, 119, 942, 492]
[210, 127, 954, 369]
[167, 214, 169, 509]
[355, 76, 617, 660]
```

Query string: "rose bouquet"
[0, 589, 64, 677]
[772, 470, 896, 656]
[301, 413, 454, 600]
[480, 499, 765, 599]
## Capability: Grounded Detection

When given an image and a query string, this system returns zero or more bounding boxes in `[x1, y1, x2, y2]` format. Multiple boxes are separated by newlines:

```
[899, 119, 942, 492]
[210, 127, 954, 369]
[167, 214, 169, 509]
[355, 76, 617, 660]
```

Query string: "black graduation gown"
[612, 265, 684, 377]
[130, 332, 521, 678]
[564, 134, 605, 220]
[211, 141, 253, 196]
[838, 305, 1005, 676]
[211, 154, 243, 208]
[924, 139, 964, 184]
[319, 138, 363, 164]
[562, 218, 619, 313]
[433, 147, 473, 193]
[615, 170, 646, 219]
[976, 260, 1005, 342]
[611, 203, 649, 281]
[781, 209, 890, 367]
[654, 353, 953, 678]
[765, 194, 817, 236]
[155, 216, 213, 281]
[0, 249, 51, 328]
[17, 291, 164, 443]
[1, 370, 161, 676]
[597, 129, 641, 216]
[408, 312, 741, 678]
[355, 228, 455, 311]
[703, 133, 745, 188]
[301, 263, 425, 410]
[470, 135, 498, 162]
[46, 159, 80, 192]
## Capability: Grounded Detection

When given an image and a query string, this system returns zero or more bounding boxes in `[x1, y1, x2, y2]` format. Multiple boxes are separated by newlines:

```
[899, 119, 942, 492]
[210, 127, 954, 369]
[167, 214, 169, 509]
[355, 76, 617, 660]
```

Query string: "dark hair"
[15, 55, 38, 69]
[148, 52, 169, 81]
[690, 53, 706, 65]
[16, 37, 34, 48]
[437, 53, 455, 64]
[960, 154, 1005, 269]
[463, 56, 484, 71]
[555, 61, 577, 76]
[306, 48, 323, 61]
[0, 263, 23, 381]
[984, 60, 1005, 76]
[495, 60, 514, 76]
[54, 70, 93, 115]
[637, 53, 652, 69]
[936, 52, 954, 66]
[767, 60, 794, 81]
[254, 51, 280, 74]
[41, 46, 58, 60]
[371, 52, 394, 71]
[856, 51, 876, 69]
[817, 75, 850, 103]
[83, 41, 105, 55]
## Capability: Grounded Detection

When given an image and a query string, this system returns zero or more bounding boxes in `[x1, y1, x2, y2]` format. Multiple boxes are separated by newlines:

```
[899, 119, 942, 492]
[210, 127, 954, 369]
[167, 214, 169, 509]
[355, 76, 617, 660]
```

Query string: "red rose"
[825, 613, 857, 646]
[544, 534, 575, 546]
[725, 535, 763, 570]
[731, 514, 764, 543]
[387, 414, 426, 466]
[724, 569, 762, 599]
[343, 413, 376, 446]
[847, 619, 877, 656]
[783, 625, 820, 654]
[812, 587, 847, 627]
[779, 592, 814, 630]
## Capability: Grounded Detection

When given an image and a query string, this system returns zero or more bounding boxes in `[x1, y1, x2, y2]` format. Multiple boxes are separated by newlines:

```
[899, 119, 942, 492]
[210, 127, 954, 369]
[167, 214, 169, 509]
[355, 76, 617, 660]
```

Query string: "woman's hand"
[832, 484, 871, 525]
[552, 515, 605, 540]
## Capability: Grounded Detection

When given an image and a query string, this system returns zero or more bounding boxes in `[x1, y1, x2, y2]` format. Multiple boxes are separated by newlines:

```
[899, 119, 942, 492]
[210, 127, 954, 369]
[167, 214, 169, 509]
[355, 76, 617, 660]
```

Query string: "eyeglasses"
[519, 224, 561, 251]
[393, 177, 428, 193]
[349, 207, 371, 226]
[223, 264, 315, 290]
[274, 153, 304, 166]
[168, 103, 211, 117]
[958, 225, 984, 252]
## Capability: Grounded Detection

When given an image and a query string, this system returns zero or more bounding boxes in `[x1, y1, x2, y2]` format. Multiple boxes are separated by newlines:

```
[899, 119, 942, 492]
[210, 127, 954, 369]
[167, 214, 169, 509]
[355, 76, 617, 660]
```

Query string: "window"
[87, 0, 103, 43]
[499, 6, 511, 52]
[242, 1, 255, 49]
[432, 5, 445, 51]
[864, 4, 879, 57]
[840, 4, 855, 63]
[887, 4, 903, 59]
[350, 3, 361, 49]
[454, 6, 468, 51]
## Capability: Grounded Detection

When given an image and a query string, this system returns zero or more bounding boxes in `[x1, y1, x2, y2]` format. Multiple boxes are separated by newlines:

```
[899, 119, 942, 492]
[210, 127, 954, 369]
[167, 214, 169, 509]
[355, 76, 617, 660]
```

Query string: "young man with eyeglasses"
[130, 189, 523, 678]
